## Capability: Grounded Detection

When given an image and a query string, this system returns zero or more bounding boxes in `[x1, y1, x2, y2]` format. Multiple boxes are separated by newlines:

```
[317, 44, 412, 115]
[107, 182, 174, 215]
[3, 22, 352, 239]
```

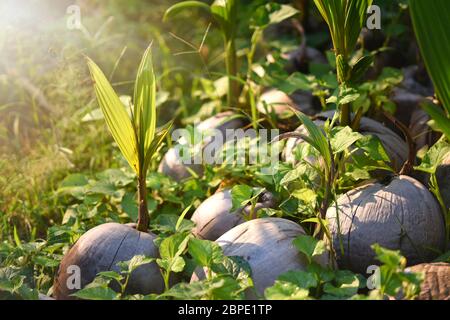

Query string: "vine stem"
[382, 111, 416, 176]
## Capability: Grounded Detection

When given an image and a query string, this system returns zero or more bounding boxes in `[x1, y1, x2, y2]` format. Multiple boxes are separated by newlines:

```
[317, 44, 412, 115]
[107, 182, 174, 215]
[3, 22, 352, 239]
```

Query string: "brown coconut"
[53, 223, 164, 299]
[326, 175, 446, 274]
[158, 111, 247, 181]
[405, 263, 450, 300]
[283, 111, 408, 171]
[191, 218, 330, 298]
[191, 189, 275, 241]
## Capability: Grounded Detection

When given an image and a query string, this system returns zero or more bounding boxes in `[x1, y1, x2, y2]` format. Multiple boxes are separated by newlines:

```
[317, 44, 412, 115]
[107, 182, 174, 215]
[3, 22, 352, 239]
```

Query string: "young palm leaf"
[87, 44, 170, 232]
[313, 0, 372, 126]
[410, 0, 450, 139]
[87, 58, 140, 173]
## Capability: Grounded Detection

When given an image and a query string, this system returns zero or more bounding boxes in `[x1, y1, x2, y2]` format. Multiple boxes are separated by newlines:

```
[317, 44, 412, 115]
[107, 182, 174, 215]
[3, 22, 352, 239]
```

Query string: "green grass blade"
[134, 44, 157, 175]
[87, 58, 139, 173]
[410, 0, 450, 115]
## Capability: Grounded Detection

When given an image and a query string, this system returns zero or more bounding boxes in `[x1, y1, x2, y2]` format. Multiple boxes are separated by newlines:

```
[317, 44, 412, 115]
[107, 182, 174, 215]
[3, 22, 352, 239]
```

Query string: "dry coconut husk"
[283, 111, 408, 171]
[326, 175, 446, 274]
[191, 189, 275, 241]
[158, 111, 247, 181]
[191, 218, 331, 298]
[405, 263, 450, 300]
[53, 223, 164, 299]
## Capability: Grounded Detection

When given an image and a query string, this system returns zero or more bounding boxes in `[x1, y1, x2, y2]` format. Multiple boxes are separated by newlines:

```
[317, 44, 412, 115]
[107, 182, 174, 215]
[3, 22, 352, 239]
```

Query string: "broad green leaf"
[265, 281, 310, 300]
[133, 44, 157, 175]
[293, 235, 326, 263]
[414, 138, 450, 174]
[278, 270, 318, 289]
[188, 238, 223, 268]
[421, 101, 450, 141]
[71, 286, 119, 300]
[163, 1, 211, 22]
[230, 184, 254, 211]
[251, 3, 299, 29]
[159, 233, 189, 260]
[87, 58, 139, 173]
[330, 126, 363, 153]
[410, 0, 450, 115]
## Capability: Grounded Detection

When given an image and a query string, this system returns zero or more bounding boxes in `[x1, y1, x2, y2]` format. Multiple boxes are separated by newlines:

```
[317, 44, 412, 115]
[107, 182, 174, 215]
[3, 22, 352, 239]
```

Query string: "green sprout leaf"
[87, 58, 139, 173]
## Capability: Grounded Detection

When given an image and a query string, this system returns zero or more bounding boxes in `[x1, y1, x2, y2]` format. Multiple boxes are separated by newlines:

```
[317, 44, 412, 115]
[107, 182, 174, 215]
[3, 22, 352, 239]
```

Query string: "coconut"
[191, 218, 330, 298]
[158, 112, 247, 181]
[257, 89, 318, 120]
[283, 111, 408, 171]
[191, 190, 275, 241]
[326, 175, 446, 274]
[284, 46, 328, 73]
[405, 263, 450, 300]
[436, 152, 450, 210]
[53, 223, 164, 299]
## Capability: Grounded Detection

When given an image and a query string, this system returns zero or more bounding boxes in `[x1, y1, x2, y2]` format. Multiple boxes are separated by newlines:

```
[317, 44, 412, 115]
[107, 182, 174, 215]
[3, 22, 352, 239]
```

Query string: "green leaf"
[163, 1, 211, 22]
[330, 126, 363, 154]
[251, 3, 299, 29]
[230, 185, 254, 211]
[410, 0, 450, 115]
[133, 44, 157, 175]
[278, 270, 318, 289]
[87, 58, 139, 173]
[265, 281, 310, 300]
[211, 0, 238, 41]
[294, 112, 331, 169]
[350, 55, 374, 83]
[372, 244, 406, 269]
[293, 235, 326, 263]
[159, 233, 189, 261]
[421, 101, 450, 141]
[188, 238, 223, 268]
[71, 286, 119, 300]
[415, 138, 450, 174]
[116, 255, 155, 274]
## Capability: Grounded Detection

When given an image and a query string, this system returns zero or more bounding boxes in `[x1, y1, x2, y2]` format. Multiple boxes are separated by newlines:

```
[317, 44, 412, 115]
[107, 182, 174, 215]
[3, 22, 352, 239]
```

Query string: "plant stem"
[340, 104, 351, 127]
[225, 39, 239, 108]
[136, 174, 149, 232]
[382, 111, 416, 175]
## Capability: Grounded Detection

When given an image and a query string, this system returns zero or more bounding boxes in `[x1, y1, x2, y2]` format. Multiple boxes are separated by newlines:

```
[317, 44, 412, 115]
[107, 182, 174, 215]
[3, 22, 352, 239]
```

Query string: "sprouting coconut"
[54, 46, 170, 299]
[191, 218, 330, 298]
[158, 111, 248, 181]
[326, 175, 446, 274]
[404, 263, 450, 300]
[283, 111, 408, 171]
[191, 189, 275, 241]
